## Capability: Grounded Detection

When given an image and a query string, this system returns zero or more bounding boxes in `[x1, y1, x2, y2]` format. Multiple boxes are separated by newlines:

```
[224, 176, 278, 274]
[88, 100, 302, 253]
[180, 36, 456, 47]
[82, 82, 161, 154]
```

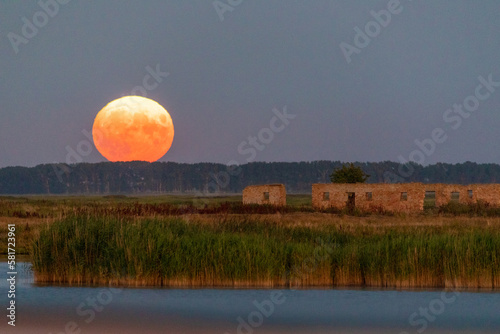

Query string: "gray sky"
[1, 0, 499, 168]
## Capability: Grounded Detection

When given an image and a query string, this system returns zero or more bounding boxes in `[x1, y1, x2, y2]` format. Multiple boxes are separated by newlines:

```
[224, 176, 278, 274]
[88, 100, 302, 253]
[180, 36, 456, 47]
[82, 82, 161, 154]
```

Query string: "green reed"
[31, 215, 500, 288]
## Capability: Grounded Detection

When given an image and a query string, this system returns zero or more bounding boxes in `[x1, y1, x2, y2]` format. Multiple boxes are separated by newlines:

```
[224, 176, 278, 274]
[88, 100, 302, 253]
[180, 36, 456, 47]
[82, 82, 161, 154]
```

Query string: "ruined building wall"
[244, 183, 500, 212]
[242, 184, 286, 206]
[469, 184, 500, 205]
[429, 184, 473, 207]
[312, 183, 500, 212]
[425, 184, 500, 206]
[312, 183, 426, 213]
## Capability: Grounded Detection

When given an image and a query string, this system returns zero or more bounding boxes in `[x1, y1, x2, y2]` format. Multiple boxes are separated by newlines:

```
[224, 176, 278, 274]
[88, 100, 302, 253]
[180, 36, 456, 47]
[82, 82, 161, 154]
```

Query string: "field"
[1, 194, 500, 289]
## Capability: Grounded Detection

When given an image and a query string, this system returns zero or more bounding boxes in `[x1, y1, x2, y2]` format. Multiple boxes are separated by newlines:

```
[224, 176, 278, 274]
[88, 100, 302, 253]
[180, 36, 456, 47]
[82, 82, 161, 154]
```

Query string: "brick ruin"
[242, 184, 287, 206]
[312, 183, 425, 212]
[313, 183, 500, 213]
[242, 183, 500, 212]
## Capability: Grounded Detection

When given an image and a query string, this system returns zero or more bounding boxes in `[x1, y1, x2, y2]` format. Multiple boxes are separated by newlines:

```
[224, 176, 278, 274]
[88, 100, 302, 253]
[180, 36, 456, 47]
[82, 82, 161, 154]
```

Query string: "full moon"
[92, 96, 174, 162]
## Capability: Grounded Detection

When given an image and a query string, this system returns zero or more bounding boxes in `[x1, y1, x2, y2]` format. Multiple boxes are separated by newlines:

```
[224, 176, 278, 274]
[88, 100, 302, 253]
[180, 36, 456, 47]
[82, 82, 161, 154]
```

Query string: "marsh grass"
[31, 214, 500, 289]
[438, 201, 500, 216]
[3, 194, 500, 220]
[0, 222, 34, 254]
[3, 195, 500, 288]
[0, 195, 307, 219]
[32, 215, 328, 286]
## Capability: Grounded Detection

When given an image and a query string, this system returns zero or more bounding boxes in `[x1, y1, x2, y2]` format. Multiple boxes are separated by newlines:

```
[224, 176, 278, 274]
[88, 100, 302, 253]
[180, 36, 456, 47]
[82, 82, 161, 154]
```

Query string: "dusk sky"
[1, 0, 499, 168]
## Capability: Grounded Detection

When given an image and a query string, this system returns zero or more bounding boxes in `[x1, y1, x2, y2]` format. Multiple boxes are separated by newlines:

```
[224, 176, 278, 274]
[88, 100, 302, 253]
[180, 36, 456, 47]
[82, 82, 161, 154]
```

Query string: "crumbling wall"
[469, 184, 500, 205]
[244, 183, 500, 211]
[312, 183, 500, 212]
[312, 183, 425, 213]
[242, 184, 286, 206]
[427, 184, 473, 207]
[424, 184, 500, 206]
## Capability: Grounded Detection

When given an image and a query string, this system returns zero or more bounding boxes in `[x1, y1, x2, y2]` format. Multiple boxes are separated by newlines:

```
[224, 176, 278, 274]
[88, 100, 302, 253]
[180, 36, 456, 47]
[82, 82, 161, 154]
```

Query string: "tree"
[330, 163, 370, 183]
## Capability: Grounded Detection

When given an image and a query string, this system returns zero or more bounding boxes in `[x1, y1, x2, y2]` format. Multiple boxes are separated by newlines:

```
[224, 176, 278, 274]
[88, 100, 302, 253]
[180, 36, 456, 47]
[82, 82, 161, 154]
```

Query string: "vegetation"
[31, 214, 500, 288]
[0, 195, 311, 255]
[1, 195, 500, 289]
[438, 201, 500, 216]
[1, 160, 500, 194]
[330, 163, 370, 183]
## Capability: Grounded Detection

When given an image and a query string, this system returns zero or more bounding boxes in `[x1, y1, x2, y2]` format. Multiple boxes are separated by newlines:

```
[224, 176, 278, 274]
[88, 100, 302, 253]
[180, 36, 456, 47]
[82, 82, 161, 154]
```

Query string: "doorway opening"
[346, 192, 355, 212]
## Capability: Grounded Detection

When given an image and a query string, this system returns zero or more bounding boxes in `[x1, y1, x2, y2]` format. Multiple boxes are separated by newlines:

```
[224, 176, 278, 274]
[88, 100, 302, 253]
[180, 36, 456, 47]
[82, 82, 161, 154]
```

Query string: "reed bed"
[31, 214, 500, 289]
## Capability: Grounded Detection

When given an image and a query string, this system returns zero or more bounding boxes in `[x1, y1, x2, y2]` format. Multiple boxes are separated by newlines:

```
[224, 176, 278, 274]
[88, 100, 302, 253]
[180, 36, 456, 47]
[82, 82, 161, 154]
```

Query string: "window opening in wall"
[323, 192, 330, 201]
[401, 192, 408, 201]
[263, 192, 269, 200]
[366, 192, 372, 201]
[451, 192, 460, 202]
[424, 191, 436, 208]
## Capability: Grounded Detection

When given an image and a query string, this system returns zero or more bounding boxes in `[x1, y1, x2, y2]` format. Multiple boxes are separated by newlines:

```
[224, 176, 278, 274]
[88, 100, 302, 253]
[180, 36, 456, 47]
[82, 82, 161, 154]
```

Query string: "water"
[1, 262, 499, 333]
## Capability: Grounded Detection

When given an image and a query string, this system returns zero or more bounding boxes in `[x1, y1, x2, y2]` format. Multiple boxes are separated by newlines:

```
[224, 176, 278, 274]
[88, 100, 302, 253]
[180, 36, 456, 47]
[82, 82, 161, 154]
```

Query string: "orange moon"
[92, 96, 174, 162]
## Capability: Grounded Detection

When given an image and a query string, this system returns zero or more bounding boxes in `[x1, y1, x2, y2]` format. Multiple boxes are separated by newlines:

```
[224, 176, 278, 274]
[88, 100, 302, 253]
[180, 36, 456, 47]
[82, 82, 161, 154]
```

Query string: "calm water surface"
[1, 262, 499, 334]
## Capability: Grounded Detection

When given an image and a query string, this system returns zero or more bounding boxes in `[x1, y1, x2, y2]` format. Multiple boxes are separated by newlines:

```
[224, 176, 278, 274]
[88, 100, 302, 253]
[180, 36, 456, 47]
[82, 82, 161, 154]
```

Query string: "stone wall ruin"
[241, 183, 500, 213]
[242, 184, 287, 206]
[312, 183, 500, 213]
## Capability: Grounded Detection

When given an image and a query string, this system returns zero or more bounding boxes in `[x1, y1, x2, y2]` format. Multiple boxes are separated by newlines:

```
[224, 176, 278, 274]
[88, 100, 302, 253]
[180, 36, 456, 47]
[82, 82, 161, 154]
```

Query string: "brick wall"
[427, 184, 474, 206]
[242, 184, 286, 206]
[312, 183, 500, 212]
[243, 183, 500, 212]
[470, 184, 500, 205]
[312, 183, 426, 213]
[425, 184, 500, 206]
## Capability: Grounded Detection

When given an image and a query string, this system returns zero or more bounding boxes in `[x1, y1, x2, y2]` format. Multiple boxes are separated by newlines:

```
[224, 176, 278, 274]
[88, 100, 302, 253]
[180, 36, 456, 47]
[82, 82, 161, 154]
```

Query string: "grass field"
[0, 194, 310, 254]
[1, 194, 500, 289]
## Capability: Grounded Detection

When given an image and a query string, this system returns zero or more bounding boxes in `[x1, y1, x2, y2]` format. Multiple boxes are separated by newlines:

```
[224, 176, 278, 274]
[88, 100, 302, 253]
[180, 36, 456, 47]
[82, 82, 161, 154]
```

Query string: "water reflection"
[1, 262, 499, 334]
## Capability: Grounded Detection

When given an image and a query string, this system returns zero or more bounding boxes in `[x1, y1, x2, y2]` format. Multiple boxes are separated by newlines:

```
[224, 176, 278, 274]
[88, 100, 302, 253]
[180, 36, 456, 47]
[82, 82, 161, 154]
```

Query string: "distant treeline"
[0, 161, 499, 195]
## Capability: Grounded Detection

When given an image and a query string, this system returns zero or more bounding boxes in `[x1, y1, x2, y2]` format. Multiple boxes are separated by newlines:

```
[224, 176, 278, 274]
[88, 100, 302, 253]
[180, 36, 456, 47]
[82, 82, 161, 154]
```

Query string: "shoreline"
[31, 278, 500, 290]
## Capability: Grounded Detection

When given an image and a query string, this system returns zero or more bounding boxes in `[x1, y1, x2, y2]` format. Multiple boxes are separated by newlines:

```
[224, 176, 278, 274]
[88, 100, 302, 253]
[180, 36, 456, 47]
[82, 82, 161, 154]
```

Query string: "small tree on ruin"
[330, 163, 370, 183]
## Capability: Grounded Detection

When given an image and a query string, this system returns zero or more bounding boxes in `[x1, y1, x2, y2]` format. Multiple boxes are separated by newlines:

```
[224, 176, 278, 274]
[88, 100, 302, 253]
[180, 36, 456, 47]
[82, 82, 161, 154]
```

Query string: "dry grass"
[2, 195, 500, 289]
[191, 212, 500, 232]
